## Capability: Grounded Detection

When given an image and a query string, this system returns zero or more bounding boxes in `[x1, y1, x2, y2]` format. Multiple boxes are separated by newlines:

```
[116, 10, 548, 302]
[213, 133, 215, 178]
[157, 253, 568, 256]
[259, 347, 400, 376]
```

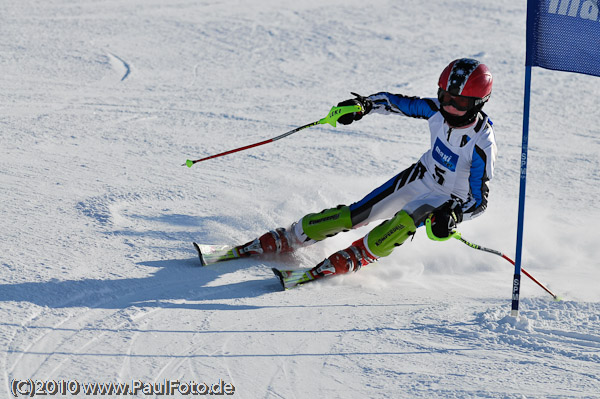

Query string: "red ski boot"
[310, 238, 378, 279]
[235, 228, 295, 258]
[272, 238, 379, 289]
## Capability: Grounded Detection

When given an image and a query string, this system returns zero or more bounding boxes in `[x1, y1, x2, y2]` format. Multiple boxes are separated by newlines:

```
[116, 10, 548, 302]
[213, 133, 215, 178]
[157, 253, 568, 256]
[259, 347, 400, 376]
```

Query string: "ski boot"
[310, 238, 378, 279]
[235, 227, 296, 258]
[272, 238, 378, 290]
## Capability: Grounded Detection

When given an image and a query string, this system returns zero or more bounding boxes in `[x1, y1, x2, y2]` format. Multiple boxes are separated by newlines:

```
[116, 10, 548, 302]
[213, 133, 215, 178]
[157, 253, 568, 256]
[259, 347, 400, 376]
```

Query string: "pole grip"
[318, 104, 362, 127]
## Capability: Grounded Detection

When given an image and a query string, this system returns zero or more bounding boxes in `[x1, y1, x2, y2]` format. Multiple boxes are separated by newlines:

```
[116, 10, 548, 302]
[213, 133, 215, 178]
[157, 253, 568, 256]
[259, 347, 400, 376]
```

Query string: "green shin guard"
[366, 211, 416, 257]
[301, 205, 353, 241]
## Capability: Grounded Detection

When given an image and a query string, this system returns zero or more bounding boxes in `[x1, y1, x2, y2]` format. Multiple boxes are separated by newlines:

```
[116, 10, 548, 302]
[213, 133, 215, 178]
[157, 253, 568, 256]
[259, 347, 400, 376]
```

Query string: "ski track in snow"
[106, 52, 131, 82]
[1, 0, 599, 398]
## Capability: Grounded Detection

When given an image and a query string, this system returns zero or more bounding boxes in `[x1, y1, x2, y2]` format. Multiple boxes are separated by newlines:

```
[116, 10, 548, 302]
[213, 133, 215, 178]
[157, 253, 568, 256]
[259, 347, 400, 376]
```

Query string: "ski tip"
[192, 242, 207, 266]
[271, 268, 286, 291]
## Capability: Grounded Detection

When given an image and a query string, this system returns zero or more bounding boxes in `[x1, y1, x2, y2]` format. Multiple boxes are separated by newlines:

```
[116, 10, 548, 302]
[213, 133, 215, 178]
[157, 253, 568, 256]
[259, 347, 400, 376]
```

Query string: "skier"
[227, 58, 496, 285]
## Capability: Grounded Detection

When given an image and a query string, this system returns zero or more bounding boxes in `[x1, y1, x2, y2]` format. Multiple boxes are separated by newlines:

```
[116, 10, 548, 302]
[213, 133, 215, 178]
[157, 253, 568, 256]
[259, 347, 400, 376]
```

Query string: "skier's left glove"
[336, 92, 373, 125]
[429, 200, 463, 239]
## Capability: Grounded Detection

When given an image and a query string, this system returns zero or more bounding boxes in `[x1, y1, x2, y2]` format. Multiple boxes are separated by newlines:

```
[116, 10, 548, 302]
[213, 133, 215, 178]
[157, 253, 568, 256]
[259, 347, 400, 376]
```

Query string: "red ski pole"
[454, 234, 561, 301]
[424, 218, 560, 300]
[183, 104, 362, 167]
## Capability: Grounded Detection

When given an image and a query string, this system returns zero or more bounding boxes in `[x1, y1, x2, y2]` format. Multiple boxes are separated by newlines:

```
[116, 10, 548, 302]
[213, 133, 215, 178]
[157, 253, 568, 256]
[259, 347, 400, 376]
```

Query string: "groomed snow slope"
[1, 0, 599, 398]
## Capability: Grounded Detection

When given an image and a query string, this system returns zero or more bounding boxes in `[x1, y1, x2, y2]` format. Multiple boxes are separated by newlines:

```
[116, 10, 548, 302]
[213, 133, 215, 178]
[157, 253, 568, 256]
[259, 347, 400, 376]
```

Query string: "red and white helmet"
[438, 58, 493, 102]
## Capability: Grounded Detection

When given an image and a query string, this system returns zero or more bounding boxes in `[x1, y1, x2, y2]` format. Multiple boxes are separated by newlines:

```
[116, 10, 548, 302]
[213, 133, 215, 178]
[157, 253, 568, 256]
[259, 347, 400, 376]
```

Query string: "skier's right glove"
[336, 92, 373, 125]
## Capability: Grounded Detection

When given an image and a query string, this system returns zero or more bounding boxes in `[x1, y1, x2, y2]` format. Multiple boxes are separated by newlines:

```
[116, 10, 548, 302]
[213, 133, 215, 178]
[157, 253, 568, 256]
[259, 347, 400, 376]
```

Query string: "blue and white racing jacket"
[367, 92, 497, 221]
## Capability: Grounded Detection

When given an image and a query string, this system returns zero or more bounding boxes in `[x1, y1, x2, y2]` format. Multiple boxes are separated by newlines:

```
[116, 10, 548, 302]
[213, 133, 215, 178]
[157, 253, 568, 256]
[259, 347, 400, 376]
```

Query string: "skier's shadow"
[0, 257, 282, 311]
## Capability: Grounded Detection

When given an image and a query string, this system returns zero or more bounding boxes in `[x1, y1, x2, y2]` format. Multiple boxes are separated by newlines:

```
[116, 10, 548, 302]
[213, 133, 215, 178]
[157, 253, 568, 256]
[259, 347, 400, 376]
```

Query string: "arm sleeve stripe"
[464, 145, 489, 215]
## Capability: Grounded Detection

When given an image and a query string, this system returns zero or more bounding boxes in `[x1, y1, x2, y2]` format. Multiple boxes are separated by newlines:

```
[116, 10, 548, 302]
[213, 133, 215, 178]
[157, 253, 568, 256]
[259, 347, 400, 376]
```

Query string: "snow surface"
[1, 0, 599, 397]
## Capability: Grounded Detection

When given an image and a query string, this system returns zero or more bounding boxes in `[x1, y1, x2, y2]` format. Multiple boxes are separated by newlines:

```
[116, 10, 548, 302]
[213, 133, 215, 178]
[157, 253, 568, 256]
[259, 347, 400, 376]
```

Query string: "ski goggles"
[437, 88, 485, 111]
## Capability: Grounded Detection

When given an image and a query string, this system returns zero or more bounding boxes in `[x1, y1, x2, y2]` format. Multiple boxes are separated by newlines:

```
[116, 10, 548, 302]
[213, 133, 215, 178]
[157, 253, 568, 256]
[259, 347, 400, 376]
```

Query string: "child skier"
[210, 58, 496, 287]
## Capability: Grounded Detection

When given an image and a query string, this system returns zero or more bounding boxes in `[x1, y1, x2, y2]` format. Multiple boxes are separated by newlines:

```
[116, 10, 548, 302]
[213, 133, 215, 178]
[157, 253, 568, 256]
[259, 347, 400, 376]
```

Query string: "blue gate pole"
[513, 65, 533, 317]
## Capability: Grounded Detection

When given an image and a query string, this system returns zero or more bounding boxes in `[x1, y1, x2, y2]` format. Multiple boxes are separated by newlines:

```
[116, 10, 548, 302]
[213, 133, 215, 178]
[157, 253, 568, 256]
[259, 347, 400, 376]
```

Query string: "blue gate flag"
[527, 0, 600, 77]
[512, 0, 599, 317]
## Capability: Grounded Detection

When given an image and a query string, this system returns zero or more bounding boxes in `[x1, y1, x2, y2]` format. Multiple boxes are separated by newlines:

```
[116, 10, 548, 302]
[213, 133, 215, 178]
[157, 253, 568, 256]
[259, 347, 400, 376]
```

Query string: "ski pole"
[453, 234, 560, 301]
[424, 218, 561, 301]
[183, 104, 362, 167]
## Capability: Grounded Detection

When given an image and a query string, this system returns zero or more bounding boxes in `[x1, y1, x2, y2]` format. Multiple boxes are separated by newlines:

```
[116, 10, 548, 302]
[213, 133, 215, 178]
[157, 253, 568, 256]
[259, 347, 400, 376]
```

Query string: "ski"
[192, 243, 241, 266]
[193, 243, 330, 290]
[271, 267, 323, 290]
